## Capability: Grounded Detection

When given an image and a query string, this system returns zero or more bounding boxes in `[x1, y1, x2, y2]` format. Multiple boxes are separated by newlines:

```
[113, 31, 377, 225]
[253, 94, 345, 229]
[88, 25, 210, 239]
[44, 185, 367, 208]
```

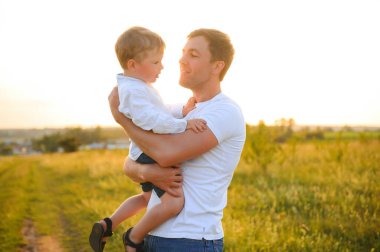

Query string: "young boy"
[89, 26, 206, 252]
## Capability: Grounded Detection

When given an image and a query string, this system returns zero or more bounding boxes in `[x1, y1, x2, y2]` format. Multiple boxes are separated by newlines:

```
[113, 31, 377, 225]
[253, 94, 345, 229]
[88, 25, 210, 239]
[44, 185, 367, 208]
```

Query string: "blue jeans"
[144, 235, 224, 252]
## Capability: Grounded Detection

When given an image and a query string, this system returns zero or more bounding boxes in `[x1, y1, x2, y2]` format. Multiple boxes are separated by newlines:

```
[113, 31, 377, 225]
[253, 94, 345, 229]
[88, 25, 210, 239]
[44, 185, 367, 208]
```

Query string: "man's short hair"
[188, 29, 235, 81]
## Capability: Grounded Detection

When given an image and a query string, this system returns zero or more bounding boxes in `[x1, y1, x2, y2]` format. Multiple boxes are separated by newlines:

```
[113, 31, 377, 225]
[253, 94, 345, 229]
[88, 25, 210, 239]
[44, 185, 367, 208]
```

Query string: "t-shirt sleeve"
[119, 87, 187, 134]
[201, 104, 245, 143]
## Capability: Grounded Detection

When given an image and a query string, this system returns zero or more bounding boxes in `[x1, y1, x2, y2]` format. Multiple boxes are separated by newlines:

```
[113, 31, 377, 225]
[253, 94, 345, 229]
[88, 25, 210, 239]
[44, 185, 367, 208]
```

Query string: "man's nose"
[179, 55, 187, 65]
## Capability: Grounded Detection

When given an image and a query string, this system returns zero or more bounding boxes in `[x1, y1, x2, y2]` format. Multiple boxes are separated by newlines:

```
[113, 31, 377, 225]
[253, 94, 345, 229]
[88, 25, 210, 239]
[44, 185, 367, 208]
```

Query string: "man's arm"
[109, 87, 218, 167]
[123, 158, 183, 197]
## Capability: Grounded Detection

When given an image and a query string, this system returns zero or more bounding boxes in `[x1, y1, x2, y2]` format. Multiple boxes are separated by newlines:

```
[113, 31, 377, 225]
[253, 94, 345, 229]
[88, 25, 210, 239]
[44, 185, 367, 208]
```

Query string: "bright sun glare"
[0, 0, 379, 129]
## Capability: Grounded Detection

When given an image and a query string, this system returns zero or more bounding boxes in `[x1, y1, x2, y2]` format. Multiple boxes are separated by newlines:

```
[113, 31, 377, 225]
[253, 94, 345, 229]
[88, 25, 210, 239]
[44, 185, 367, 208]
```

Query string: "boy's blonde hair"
[115, 26, 165, 70]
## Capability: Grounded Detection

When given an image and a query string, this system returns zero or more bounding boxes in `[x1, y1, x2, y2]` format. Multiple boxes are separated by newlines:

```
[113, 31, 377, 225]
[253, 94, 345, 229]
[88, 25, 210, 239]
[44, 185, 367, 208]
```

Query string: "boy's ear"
[126, 59, 137, 70]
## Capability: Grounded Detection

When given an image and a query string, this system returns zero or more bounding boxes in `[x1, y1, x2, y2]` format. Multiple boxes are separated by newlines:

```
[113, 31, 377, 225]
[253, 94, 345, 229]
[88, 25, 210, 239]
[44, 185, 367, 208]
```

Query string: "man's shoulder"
[198, 94, 245, 141]
[208, 94, 244, 118]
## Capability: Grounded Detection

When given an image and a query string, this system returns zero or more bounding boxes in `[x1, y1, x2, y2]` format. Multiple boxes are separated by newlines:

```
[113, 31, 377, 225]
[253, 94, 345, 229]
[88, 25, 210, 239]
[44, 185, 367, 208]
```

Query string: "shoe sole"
[89, 223, 104, 252]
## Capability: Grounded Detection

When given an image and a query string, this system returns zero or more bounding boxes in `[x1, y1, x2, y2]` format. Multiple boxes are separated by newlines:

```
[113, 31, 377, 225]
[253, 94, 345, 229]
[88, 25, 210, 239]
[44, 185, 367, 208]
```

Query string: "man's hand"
[108, 86, 123, 123]
[125, 158, 183, 197]
[144, 163, 183, 197]
[153, 166, 183, 197]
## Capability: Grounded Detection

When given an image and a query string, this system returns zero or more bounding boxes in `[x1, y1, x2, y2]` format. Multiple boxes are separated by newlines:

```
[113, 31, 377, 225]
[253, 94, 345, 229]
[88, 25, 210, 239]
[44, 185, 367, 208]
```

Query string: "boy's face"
[134, 49, 164, 84]
[179, 36, 214, 90]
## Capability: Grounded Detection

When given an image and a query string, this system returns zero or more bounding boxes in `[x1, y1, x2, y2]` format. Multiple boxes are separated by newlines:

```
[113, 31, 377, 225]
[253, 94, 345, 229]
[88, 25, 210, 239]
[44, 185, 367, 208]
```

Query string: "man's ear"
[212, 61, 225, 75]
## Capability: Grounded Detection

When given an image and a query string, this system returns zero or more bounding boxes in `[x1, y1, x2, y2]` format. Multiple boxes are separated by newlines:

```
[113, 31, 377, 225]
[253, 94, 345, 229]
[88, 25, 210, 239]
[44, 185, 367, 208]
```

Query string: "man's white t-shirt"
[147, 92, 246, 240]
[117, 74, 187, 161]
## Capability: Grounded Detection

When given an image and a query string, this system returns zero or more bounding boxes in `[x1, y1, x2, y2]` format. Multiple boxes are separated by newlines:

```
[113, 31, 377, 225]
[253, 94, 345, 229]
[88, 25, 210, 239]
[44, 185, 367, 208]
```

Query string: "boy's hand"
[182, 97, 196, 117]
[186, 119, 207, 133]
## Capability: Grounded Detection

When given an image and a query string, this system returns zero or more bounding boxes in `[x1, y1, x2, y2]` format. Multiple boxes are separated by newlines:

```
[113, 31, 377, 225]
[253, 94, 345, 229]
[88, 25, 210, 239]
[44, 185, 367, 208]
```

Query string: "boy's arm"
[122, 88, 187, 134]
[165, 103, 185, 119]
[109, 87, 218, 167]
[165, 97, 196, 118]
[182, 97, 196, 117]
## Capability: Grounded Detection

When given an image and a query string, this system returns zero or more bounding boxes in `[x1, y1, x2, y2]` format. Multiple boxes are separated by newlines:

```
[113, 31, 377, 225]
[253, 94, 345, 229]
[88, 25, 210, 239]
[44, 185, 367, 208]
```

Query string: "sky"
[1, 0, 379, 129]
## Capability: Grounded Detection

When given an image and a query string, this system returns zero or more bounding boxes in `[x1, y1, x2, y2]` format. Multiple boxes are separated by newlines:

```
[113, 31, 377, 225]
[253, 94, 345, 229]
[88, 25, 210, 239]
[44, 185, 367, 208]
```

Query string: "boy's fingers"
[166, 187, 182, 197]
[193, 123, 201, 132]
[189, 97, 196, 103]
[169, 181, 181, 188]
[171, 167, 182, 175]
[198, 122, 206, 130]
[170, 174, 182, 183]
[174, 175, 183, 182]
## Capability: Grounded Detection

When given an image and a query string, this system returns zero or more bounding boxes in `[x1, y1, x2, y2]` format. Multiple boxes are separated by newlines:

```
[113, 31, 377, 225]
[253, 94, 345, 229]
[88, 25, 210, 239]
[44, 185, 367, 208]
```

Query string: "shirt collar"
[195, 92, 224, 108]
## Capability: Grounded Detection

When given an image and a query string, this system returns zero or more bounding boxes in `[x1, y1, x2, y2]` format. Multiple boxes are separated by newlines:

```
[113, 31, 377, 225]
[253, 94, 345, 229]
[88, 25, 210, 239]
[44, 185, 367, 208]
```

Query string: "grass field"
[0, 140, 379, 251]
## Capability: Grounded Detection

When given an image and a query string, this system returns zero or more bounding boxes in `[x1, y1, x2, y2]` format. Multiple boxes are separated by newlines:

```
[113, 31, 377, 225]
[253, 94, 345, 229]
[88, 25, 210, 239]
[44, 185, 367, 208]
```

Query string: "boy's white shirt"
[117, 74, 186, 160]
[147, 92, 246, 240]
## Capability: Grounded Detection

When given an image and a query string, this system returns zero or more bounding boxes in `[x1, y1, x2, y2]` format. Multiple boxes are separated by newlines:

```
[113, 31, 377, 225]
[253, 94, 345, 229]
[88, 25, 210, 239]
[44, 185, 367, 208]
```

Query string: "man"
[108, 28, 246, 252]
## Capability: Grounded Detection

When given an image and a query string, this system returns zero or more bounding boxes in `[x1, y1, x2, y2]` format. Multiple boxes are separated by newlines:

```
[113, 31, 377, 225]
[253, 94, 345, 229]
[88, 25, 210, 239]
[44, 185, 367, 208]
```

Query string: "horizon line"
[1, 123, 380, 131]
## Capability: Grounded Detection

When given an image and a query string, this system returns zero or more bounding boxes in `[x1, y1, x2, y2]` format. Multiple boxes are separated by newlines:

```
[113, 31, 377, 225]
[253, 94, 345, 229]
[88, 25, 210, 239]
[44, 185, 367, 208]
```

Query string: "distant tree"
[243, 121, 279, 172]
[305, 127, 324, 140]
[325, 127, 334, 132]
[342, 125, 353, 132]
[64, 127, 88, 143]
[59, 137, 80, 152]
[274, 118, 295, 143]
[63, 126, 105, 145]
[32, 133, 61, 153]
[31, 127, 108, 153]
[92, 126, 103, 142]
[100, 127, 127, 140]
[0, 143, 13, 156]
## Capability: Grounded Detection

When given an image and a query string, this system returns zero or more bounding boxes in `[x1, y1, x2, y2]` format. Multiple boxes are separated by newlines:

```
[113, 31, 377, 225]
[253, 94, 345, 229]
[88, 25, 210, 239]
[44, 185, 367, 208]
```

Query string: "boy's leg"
[109, 152, 154, 234]
[90, 192, 151, 251]
[128, 188, 184, 244]
[97, 192, 151, 234]
[103, 153, 154, 231]
[109, 191, 151, 229]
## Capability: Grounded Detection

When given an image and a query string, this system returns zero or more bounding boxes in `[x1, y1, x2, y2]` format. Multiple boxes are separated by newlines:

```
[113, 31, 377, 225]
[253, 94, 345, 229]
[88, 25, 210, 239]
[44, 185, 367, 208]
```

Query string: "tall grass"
[0, 141, 379, 251]
[225, 141, 379, 251]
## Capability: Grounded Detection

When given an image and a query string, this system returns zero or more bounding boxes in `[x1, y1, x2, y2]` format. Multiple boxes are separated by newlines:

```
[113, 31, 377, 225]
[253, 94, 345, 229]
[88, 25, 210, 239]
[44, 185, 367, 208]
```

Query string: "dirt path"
[18, 219, 64, 252]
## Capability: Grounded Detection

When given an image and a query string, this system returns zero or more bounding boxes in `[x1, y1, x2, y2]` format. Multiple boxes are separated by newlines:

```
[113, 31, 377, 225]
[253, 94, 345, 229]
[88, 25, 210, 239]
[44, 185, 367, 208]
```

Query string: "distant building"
[79, 139, 130, 151]
[106, 139, 130, 150]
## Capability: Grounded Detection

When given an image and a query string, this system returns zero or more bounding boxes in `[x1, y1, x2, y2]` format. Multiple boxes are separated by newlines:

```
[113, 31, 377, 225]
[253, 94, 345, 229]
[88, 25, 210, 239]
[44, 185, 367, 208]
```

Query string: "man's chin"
[179, 80, 188, 88]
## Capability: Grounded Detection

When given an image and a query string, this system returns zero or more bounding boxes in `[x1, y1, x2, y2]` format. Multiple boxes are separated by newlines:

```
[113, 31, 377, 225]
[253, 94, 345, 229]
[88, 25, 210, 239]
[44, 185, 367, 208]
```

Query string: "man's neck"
[192, 82, 221, 103]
